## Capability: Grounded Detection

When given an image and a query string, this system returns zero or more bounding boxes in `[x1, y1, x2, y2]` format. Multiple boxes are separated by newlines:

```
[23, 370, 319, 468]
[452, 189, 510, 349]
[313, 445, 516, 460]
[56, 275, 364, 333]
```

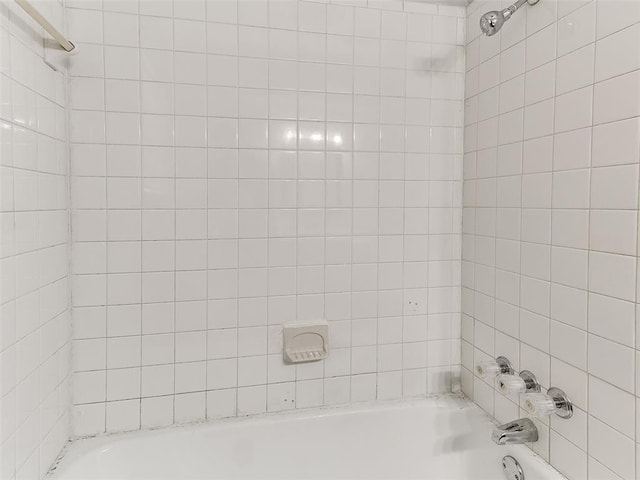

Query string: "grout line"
[134, 0, 142, 433]
[542, 7, 558, 460]
[584, 4, 597, 470]
[265, 0, 272, 412]
[204, 0, 210, 423]
[170, 0, 176, 427]
[376, 3, 383, 400]
[348, 2, 356, 404]
[489, 9, 502, 424]
[234, 0, 240, 417]
[99, 1, 107, 434]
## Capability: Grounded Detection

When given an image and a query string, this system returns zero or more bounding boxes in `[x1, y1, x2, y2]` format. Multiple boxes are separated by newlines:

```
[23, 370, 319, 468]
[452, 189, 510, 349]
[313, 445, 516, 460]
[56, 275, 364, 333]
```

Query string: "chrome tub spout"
[491, 418, 538, 445]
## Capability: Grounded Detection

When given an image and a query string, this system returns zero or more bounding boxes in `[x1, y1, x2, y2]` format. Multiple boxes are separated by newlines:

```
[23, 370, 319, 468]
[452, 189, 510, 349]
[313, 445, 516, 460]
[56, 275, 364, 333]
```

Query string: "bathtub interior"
[49, 395, 565, 480]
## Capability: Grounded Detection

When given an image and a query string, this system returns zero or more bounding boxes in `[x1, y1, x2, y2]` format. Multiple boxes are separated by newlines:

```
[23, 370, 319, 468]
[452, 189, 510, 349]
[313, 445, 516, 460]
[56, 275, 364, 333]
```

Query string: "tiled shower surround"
[67, 0, 465, 436]
[462, 0, 640, 479]
[0, 1, 71, 479]
[5, 0, 639, 479]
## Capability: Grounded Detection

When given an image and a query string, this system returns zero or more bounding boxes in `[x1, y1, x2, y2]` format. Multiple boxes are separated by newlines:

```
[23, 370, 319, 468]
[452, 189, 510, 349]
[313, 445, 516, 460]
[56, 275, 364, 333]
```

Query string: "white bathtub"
[49, 395, 565, 480]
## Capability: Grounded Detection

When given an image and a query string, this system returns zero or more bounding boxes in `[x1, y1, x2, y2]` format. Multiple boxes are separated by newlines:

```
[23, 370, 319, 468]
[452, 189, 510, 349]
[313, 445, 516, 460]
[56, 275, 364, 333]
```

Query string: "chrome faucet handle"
[523, 387, 573, 419]
[497, 370, 541, 394]
[476, 356, 514, 378]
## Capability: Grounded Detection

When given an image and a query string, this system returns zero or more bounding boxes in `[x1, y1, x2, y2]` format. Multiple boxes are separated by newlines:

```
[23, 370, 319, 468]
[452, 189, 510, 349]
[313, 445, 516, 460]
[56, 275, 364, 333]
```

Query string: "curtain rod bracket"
[14, 0, 75, 52]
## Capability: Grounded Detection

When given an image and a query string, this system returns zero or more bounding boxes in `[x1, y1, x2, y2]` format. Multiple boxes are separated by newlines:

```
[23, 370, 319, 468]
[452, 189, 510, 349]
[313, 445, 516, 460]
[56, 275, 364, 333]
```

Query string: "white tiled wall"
[67, 0, 465, 436]
[463, 0, 640, 478]
[0, 1, 72, 479]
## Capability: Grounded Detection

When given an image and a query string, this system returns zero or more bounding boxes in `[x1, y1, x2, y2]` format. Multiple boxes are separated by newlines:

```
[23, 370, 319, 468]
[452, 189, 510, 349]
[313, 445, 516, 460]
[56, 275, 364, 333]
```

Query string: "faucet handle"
[477, 360, 501, 378]
[476, 356, 514, 378]
[497, 374, 526, 393]
[523, 393, 556, 417]
[523, 388, 573, 419]
[497, 370, 541, 394]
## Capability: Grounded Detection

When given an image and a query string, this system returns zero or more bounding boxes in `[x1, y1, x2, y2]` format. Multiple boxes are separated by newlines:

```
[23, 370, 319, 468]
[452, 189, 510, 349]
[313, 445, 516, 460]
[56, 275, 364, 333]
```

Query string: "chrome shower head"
[480, 0, 540, 36]
[480, 10, 506, 36]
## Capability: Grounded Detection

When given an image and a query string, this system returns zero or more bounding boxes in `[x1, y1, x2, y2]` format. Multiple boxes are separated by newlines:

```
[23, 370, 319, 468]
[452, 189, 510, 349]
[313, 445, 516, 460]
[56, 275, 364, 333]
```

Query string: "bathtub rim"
[48, 392, 564, 479]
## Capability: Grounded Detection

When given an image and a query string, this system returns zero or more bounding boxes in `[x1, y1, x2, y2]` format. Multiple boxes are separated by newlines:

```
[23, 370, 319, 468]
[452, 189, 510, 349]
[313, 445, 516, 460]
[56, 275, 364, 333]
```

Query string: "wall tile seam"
[463, 166, 640, 179]
[65, 110, 465, 125]
[64, 51, 462, 72]
[465, 241, 639, 261]
[465, 23, 640, 78]
[467, 324, 637, 377]
[65, 4, 465, 19]
[0, 113, 68, 139]
[64, 137, 463, 147]
[65, 16, 460, 42]
[0, 68, 67, 107]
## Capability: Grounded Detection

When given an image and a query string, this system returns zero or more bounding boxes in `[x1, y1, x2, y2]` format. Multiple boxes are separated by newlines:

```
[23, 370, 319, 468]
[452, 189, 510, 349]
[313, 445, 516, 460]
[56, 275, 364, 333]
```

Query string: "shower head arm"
[502, 0, 528, 20]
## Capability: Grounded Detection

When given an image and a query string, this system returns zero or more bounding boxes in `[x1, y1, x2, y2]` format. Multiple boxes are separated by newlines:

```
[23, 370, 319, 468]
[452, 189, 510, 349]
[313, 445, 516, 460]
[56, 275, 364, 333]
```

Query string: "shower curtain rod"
[14, 0, 75, 52]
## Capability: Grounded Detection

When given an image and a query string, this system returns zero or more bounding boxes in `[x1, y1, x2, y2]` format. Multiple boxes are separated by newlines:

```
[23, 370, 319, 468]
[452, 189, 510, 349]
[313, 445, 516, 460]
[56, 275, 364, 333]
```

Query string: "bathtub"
[49, 395, 565, 480]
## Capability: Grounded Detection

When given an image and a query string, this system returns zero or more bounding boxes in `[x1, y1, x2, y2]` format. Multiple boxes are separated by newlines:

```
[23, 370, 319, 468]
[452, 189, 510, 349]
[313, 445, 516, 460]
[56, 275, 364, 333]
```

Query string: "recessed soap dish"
[283, 322, 329, 364]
